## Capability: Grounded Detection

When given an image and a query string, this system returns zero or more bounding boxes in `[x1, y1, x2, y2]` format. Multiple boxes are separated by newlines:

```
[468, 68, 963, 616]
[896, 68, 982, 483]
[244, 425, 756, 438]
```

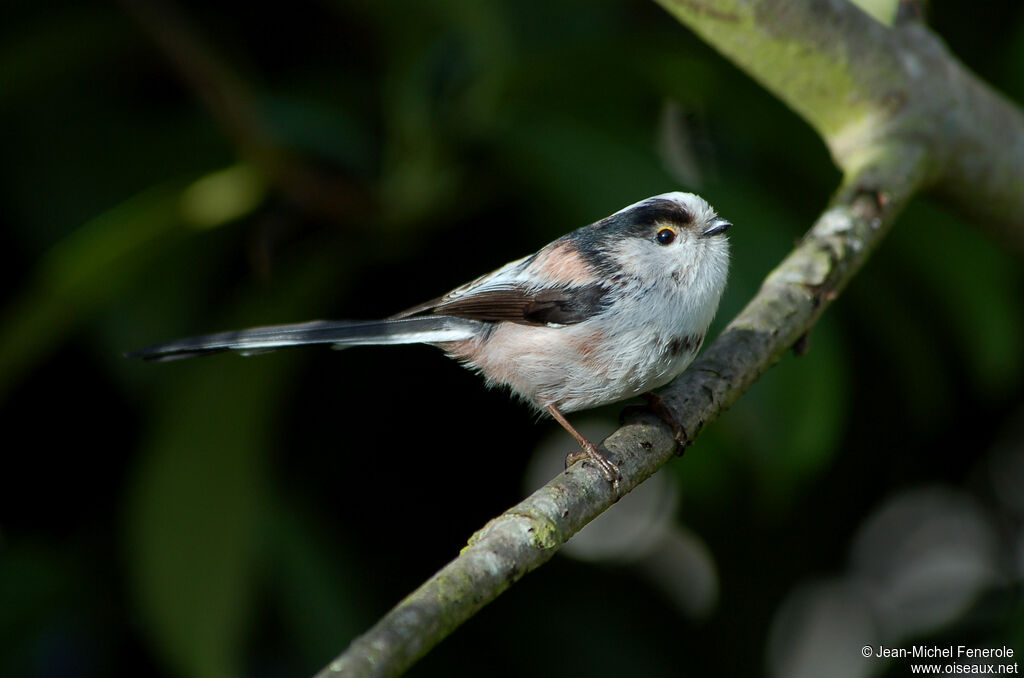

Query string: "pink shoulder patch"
[528, 241, 598, 285]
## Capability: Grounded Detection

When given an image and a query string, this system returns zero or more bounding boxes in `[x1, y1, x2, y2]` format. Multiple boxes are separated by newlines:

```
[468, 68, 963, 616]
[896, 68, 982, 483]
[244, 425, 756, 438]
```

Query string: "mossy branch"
[313, 3, 1023, 677]
[654, 0, 1024, 255]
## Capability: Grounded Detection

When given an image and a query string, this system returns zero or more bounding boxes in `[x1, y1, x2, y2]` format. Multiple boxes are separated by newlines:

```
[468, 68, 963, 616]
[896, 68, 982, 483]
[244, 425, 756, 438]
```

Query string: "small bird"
[129, 192, 732, 484]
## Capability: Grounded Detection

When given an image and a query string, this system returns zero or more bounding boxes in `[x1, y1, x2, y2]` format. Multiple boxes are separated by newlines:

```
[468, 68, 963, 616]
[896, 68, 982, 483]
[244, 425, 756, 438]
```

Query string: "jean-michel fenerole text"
[872, 646, 1015, 660]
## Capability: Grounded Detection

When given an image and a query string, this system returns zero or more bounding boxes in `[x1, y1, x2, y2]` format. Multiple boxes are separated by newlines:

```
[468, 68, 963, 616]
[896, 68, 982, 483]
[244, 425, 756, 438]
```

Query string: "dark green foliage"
[1, 1, 1022, 676]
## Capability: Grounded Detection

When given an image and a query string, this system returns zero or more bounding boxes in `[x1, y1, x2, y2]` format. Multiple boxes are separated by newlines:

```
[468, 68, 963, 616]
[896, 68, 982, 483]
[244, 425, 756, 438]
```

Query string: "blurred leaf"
[123, 241, 347, 678]
[1003, 18, 1024, 102]
[0, 545, 71, 677]
[265, 501, 371, 667]
[886, 201, 1024, 397]
[0, 7, 128, 105]
[0, 167, 266, 400]
[499, 116, 675, 223]
[845, 262, 954, 427]
[0, 184, 181, 399]
[377, 34, 468, 226]
[721, 317, 849, 510]
[259, 95, 375, 175]
[179, 165, 266, 229]
[125, 359, 280, 678]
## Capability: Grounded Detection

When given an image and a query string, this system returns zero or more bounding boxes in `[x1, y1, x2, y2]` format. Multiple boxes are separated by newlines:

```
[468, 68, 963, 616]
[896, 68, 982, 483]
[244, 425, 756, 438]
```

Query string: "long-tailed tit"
[130, 192, 732, 484]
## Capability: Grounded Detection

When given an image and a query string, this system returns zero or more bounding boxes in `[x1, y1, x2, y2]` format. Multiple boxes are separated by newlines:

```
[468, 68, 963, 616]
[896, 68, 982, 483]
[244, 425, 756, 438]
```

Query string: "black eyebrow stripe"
[584, 199, 695, 240]
[623, 200, 694, 229]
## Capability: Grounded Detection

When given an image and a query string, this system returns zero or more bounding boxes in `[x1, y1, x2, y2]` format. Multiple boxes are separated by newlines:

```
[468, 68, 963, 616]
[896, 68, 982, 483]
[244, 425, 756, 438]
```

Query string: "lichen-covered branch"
[313, 3, 1024, 677]
[654, 0, 1024, 254]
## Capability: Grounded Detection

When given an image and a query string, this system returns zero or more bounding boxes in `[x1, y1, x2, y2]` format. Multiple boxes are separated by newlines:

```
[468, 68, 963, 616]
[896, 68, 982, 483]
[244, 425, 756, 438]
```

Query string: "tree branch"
[654, 0, 1024, 254]
[313, 2, 1024, 676]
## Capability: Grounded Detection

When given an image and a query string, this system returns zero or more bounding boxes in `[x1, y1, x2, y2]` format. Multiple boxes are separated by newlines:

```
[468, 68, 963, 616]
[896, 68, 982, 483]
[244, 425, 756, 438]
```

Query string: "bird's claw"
[564, 442, 622, 489]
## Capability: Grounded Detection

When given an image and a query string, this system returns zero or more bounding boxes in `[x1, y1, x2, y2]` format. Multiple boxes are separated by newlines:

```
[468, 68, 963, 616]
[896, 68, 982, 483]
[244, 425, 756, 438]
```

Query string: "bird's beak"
[702, 218, 732, 238]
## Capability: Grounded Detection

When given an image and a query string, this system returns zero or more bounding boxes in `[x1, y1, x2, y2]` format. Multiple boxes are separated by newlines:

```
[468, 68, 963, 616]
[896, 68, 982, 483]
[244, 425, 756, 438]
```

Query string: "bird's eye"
[656, 228, 676, 245]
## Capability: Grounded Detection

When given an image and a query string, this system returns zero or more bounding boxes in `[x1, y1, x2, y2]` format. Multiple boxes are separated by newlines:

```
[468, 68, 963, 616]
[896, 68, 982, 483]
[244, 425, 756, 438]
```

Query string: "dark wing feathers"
[519, 285, 609, 325]
[395, 282, 609, 326]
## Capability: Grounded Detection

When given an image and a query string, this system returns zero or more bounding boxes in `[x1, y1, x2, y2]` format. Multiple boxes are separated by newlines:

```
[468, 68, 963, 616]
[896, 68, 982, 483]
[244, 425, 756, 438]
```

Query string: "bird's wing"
[393, 276, 609, 326]
[389, 254, 533, 319]
[425, 283, 609, 326]
[391, 239, 609, 326]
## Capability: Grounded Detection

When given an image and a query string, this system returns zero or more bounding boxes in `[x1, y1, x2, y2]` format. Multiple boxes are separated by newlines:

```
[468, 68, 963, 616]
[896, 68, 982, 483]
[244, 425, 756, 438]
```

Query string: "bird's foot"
[564, 440, 622, 488]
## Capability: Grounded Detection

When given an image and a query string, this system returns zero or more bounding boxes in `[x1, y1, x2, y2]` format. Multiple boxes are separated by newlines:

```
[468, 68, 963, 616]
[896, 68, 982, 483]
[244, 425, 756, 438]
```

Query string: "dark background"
[2, 1, 1023, 676]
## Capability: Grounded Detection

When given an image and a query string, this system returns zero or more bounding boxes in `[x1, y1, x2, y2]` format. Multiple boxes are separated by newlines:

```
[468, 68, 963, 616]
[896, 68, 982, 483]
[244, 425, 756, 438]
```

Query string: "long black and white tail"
[126, 316, 481, 362]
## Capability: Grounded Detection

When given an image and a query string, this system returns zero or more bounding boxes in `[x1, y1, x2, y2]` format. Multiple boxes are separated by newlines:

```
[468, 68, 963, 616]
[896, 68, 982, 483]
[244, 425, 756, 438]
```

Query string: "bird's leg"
[546, 404, 622, 486]
[619, 392, 689, 455]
